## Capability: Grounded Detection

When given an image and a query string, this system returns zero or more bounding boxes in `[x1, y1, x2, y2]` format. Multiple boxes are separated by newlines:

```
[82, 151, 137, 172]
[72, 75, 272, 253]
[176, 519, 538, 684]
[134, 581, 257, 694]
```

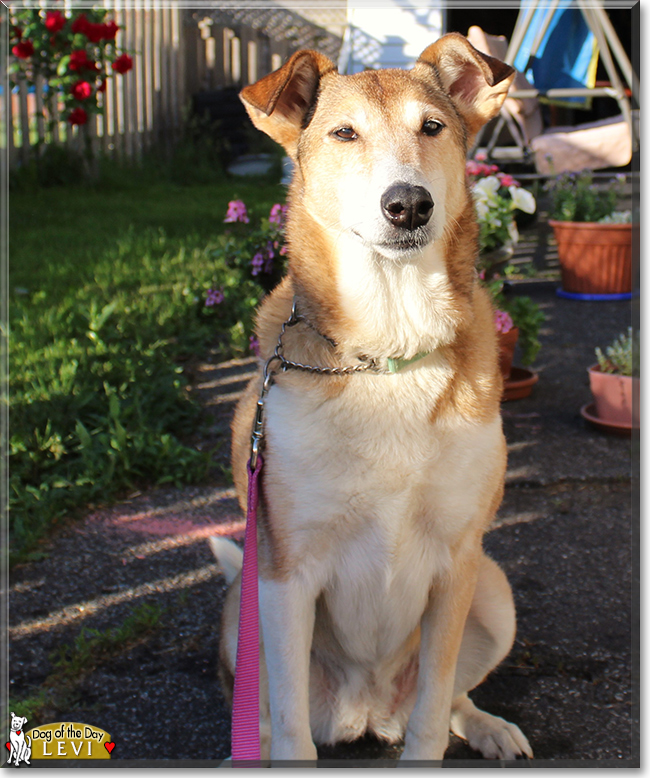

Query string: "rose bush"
[9, 7, 133, 131]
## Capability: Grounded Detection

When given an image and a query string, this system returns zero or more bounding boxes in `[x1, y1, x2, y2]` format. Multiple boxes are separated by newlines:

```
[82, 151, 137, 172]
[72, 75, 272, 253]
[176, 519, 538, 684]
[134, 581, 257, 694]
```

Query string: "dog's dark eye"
[333, 127, 358, 141]
[422, 120, 444, 137]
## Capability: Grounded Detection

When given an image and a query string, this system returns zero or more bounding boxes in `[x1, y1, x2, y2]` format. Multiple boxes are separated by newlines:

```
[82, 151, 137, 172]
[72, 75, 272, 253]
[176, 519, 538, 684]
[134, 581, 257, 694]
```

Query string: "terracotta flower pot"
[588, 364, 637, 425]
[498, 327, 519, 380]
[549, 220, 632, 295]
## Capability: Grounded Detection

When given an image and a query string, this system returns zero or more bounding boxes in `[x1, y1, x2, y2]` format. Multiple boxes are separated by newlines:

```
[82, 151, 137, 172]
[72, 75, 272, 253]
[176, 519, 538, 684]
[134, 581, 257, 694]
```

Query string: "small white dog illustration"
[8, 713, 31, 766]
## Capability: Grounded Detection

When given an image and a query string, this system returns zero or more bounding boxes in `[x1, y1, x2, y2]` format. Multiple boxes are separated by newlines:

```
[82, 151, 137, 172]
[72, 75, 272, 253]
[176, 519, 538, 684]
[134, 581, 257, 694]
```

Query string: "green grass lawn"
[10, 180, 284, 302]
[9, 172, 285, 562]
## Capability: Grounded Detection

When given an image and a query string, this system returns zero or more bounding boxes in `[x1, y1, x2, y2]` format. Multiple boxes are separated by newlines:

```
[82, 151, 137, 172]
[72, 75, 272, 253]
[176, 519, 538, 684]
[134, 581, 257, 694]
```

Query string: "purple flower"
[251, 252, 265, 277]
[269, 203, 287, 226]
[249, 336, 260, 356]
[224, 200, 249, 224]
[205, 288, 225, 306]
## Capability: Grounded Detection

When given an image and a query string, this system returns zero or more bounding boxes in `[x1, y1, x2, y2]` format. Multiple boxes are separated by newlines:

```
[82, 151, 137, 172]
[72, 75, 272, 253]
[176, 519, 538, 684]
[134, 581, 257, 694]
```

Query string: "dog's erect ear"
[415, 33, 515, 143]
[240, 50, 336, 158]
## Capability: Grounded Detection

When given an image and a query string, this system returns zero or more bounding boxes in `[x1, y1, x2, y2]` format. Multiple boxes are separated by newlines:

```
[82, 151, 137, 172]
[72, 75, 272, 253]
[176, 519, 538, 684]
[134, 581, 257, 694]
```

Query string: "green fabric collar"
[386, 351, 430, 373]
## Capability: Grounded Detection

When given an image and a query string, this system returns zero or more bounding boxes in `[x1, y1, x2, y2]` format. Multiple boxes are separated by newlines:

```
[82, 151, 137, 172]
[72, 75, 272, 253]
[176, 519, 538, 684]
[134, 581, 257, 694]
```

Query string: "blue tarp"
[512, 0, 599, 107]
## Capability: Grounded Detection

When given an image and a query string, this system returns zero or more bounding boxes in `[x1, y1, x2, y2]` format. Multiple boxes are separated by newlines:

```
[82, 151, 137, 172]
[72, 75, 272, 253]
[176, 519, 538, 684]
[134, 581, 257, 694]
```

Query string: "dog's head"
[10, 713, 27, 732]
[240, 34, 514, 261]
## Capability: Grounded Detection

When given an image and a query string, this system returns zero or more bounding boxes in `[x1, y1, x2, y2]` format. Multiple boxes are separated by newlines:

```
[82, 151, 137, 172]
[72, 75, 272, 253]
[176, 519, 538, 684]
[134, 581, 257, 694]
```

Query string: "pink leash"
[231, 455, 263, 764]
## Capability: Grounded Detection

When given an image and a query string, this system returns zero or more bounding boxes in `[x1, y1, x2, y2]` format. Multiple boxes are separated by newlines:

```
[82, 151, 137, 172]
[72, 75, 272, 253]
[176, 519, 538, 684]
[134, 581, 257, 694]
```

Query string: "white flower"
[598, 210, 632, 224]
[475, 200, 489, 220]
[509, 186, 536, 214]
[473, 176, 501, 202]
[508, 219, 519, 244]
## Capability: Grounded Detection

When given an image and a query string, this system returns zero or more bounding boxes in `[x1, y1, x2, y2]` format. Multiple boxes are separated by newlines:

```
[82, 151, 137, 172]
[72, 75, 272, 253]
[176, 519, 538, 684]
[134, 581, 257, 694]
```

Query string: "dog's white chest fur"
[265, 366, 503, 663]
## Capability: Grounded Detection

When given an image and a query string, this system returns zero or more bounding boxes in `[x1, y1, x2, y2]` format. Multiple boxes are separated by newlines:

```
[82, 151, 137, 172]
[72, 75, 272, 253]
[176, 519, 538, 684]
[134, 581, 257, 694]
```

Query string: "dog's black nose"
[381, 183, 434, 230]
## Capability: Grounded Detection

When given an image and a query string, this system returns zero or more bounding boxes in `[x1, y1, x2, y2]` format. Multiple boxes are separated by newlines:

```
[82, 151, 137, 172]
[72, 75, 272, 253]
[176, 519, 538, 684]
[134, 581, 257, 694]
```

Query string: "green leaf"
[57, 54, 71, 76]
[75, 419, 92, 449]
[108, 392, 121, 421]
[90, 300, 118, 332]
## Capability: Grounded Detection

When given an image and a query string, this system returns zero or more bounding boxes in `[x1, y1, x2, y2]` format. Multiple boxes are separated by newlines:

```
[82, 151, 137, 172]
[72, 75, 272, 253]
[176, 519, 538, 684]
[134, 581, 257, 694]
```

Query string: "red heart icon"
[5, 742, 10, 751]
[104, 742, 115, 754]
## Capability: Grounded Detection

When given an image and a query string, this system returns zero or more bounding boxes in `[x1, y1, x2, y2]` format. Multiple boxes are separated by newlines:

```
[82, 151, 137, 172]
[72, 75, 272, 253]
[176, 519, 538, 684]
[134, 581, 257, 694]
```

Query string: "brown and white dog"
[211, 33, 533, 763]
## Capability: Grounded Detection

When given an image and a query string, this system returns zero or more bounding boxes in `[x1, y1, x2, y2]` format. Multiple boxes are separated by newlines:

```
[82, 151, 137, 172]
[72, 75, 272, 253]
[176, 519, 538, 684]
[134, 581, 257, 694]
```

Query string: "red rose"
[97, 79, 107, 93]
[84, 23, 106, 44]
[71, 80, 92, 100]
[12, 40, 34, 59]
[69, 49, 89, 70]
[13, 26, 22, 40]
[71, 14, 89, 36]
[100, 19, 120, 41]
[45, 10, 66, 33]
[111, 54, 133, 74]
[68, 107, 88, 125]
[71, 13, 119, 42]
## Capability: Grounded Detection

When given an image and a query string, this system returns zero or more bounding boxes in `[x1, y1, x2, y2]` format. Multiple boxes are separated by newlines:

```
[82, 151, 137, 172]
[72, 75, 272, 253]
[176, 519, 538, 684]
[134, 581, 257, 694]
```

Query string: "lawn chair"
[467, 5, 635, 175]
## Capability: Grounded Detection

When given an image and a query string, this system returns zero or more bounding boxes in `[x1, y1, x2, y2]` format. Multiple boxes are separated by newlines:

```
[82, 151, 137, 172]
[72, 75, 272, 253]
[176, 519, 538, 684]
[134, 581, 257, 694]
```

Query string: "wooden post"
[160, 4, 171, 150]
[170, 6, 182, 140]
[143, 0, 154, 150]
[182, 13, 200, 98]
[152, 0, 163, 147]
[212, 24, 225, 88]
[133, 3, 145, 158]
[123, 5, 137, 161]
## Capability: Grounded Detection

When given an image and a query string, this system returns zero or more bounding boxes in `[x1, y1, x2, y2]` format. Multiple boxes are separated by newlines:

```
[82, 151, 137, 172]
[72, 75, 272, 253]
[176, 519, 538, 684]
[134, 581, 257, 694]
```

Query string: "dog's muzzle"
[381, 183, 434, 231]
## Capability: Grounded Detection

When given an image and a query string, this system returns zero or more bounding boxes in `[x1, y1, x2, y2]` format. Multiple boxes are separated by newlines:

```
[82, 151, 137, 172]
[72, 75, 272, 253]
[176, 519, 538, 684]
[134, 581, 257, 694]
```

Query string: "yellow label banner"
[25, 722, 113, 760]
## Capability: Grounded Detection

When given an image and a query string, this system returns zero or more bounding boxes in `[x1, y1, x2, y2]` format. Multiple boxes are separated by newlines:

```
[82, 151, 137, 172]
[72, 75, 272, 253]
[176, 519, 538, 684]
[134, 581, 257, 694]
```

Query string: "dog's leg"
[399, 546, 481, 763]
[450, 554, 533, 759]
[259, 575, 318, 761]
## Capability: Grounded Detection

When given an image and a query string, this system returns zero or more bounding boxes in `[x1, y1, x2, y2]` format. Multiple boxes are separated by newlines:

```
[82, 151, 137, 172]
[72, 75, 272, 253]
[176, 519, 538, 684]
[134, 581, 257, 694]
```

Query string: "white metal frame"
[480, 0, 637, 160]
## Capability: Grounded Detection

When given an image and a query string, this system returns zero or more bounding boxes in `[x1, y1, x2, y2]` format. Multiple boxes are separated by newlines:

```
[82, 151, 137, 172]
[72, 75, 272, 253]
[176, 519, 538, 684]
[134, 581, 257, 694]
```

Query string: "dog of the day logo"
[6, 718, 114, 763]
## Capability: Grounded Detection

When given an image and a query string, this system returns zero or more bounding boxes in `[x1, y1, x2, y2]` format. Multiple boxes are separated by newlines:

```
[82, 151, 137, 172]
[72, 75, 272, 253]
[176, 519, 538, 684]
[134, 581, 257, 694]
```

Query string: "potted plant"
[585, 328, 638, 429]
[545, 171, 632, 297]
[467, 155, 537, 275]
[482, 273, 545, 377]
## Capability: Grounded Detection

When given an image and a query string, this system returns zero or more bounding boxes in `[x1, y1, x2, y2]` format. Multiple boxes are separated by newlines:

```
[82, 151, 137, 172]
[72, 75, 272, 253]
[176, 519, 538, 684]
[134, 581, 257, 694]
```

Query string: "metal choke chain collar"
[249, 298, 379, 468]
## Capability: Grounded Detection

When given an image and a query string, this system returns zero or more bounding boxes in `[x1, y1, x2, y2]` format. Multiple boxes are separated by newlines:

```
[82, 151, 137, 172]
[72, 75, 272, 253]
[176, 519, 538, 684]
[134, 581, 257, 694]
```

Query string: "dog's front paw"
[464, 716, 532, 760]
[451, 697, 533, 760]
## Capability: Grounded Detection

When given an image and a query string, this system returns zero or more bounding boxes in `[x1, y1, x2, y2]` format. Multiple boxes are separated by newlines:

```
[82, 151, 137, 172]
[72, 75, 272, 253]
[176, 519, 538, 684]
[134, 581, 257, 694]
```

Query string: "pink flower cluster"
[269, 203, 288, 226]
[466, 160, 499, 177]
[494, 309, 514, 334]
[497, 172, 520, 188]
[466, 158, 520, 189]
[224, 200, 249, 224]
